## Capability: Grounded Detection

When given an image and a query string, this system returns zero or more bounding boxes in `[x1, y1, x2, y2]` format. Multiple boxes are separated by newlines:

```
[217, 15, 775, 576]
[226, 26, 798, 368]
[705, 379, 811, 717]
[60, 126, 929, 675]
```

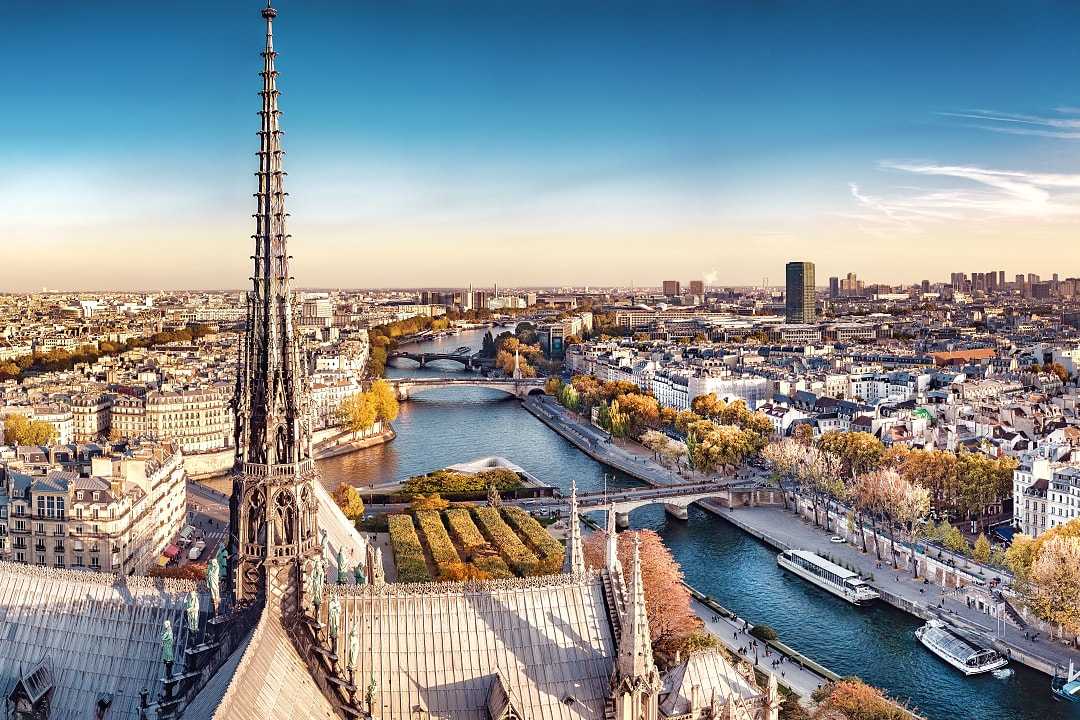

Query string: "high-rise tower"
[785, 261, 816, 323]
[229, 0, 321, 610]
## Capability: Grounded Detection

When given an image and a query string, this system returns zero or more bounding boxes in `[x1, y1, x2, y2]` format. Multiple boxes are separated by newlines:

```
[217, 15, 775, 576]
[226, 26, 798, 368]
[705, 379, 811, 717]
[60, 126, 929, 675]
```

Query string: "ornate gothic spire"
[233, 0, 311, 469]
[605, 503, 625, 601]
[563, 480, 585, 576]
[617, 534, 654, 679]
[229, 0, 321, 609]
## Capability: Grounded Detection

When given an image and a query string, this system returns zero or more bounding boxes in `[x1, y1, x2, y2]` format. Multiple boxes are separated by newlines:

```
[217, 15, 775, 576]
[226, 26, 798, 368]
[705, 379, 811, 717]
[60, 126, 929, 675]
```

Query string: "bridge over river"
[517, 477, 769, 525]
[388, 345, 475, 369]
[387, 376, 546, 401]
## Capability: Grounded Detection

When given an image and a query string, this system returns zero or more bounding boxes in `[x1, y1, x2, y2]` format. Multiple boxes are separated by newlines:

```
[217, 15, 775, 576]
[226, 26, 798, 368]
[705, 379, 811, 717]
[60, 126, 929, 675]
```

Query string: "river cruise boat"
[776, 549, 880, 605]
[1052, 661, 1080, 703]
[915, 619, 1008, 675]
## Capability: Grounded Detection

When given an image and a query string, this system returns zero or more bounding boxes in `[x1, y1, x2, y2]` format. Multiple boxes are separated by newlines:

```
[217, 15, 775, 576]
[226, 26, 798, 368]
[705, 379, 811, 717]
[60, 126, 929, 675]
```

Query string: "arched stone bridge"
[388, 376, 546, 401]
[522, 479, 772, 526]
[388, 346, 475, 369]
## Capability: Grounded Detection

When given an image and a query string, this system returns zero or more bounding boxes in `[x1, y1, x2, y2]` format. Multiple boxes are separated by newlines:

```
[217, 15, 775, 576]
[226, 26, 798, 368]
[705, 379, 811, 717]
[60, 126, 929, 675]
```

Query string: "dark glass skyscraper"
[785, 261, 816, 323]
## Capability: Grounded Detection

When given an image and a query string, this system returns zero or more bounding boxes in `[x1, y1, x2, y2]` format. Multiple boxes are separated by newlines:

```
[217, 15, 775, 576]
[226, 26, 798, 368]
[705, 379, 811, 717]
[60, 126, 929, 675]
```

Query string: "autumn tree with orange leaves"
[582, 528, 701, 668]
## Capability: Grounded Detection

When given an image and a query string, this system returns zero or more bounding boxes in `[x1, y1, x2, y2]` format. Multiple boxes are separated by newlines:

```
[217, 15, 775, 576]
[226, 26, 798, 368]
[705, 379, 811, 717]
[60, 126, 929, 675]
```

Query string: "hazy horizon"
[5, 0, 1080, 292]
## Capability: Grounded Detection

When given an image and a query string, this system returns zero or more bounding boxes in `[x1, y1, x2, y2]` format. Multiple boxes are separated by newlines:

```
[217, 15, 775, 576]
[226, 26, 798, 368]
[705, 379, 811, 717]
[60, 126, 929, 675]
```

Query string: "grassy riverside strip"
[445, 508, 513, 578]
[388, 514, 432, 583]
[501, 507, 564, 574]
[414, 510, 464, 578]
[473, 507, 540, 576]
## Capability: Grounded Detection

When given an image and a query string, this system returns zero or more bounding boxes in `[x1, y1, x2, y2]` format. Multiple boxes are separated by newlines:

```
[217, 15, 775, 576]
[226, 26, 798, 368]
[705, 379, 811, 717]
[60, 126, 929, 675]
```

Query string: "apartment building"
[0, 442, 185, 574]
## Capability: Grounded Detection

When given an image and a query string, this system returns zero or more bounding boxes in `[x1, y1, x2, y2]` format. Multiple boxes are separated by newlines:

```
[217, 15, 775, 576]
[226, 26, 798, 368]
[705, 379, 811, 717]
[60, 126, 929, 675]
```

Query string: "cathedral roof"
[202, 607, 338, 720]
[659, 649, 764, 718]
[0, 561, 194, 719]
[330, 571, 618, 719]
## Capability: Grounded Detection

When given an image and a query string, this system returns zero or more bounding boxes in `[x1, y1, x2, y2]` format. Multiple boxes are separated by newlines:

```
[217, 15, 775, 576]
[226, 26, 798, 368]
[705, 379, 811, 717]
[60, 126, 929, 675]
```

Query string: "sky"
[4, 0, 1080, 291]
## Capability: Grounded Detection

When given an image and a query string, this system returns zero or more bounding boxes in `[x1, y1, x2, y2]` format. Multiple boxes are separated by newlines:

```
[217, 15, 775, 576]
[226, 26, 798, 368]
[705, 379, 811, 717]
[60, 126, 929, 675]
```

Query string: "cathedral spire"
[563, 480, 585, 576]
[617, 534, 654, 679]
[229, 0, 320, 609]
[605, 503, 625, 602]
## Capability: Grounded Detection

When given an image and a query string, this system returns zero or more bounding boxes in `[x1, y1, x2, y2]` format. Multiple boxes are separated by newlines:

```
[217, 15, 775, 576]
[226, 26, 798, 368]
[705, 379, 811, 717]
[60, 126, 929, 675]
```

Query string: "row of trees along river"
[315, 326, 1080, 720]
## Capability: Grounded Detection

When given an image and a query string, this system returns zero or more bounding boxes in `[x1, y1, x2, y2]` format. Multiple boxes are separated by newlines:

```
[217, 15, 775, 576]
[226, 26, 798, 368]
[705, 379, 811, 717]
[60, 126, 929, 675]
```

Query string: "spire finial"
[262, 0, 277, 20]
[563, 481, 585, 576]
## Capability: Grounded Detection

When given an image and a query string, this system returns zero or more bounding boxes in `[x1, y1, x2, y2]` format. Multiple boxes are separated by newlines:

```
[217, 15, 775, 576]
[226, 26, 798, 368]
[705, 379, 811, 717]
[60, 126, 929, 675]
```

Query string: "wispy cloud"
[842, 162, 1080, 235]
[938, 108, 1080, 139]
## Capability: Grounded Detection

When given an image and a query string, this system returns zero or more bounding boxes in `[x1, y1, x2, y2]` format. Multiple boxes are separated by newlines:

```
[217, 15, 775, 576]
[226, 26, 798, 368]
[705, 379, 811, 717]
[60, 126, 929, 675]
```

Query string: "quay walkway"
[530, 394, 1080, 678]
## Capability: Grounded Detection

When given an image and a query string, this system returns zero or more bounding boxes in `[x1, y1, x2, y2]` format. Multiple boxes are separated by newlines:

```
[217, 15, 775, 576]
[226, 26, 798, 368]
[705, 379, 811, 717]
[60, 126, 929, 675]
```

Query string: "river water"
[317, 328, 1079, 720]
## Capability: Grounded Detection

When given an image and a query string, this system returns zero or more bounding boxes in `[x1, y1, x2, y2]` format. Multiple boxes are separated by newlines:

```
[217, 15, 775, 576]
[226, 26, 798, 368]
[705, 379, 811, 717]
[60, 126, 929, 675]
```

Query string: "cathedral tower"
[228, 1, 321, 610]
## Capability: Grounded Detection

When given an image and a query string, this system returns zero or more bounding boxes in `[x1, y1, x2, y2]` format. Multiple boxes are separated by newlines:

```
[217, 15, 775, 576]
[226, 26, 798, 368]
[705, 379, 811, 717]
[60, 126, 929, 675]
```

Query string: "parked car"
[187, 540, 207, 561]
[829, 536, 846, 544]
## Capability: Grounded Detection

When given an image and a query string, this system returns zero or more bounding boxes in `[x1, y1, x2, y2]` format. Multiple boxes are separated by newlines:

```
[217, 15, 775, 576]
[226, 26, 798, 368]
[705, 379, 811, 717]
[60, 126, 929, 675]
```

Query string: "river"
[317, 327, 1079, 720]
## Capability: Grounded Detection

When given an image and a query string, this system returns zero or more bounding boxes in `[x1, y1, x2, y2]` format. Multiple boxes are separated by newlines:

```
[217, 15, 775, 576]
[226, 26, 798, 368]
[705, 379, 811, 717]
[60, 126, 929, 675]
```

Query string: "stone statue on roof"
[311, 554, 326, 609]
[336, 547, 346, 582]
[328, 593, 340, 641]
[161, 619, 174, 663]
[372, 546, 385, 586]
[346, 623, 359, 672]
[185, 590, 199, 632]
[354, 562, 365, 585]
[207, 556, 221, 613]
[216, 544, 228, 572]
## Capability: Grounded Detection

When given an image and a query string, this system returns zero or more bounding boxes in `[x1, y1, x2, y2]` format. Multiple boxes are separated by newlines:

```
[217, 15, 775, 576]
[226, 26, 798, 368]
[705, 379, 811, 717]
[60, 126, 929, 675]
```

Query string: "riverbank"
[313, 426, 396, 460]
[532, 393, 1080, 679]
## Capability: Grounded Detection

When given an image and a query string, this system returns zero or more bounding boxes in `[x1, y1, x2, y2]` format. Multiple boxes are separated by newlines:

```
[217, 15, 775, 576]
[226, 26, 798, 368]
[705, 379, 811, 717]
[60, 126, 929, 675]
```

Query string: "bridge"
[388, 346, 475, 369]
[388, 376, 546, 401]
[520, 478, 771, 526]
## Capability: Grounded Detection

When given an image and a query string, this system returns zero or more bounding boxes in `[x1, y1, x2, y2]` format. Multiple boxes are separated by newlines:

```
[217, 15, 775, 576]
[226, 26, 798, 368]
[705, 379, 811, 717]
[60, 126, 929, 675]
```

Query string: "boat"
[1052, 661, 1080, 703]
[915, 619, 1008, 675]
[776, 549, 880, 605]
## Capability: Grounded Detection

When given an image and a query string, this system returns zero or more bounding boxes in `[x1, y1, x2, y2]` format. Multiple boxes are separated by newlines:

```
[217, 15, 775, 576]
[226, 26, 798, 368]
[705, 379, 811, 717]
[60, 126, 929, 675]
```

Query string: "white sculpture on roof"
[161, 619, 175, 664]
[185, 590, 200, 633]
[206, 555, 221, 613]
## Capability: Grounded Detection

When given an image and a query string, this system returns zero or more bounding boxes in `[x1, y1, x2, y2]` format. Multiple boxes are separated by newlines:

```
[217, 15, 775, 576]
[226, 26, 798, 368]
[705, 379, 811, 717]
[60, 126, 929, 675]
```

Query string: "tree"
[332, 483, 366, 521]
[1024, 536, 1080, 636]
[0, 362, 19, 381]
[616, 393, 660, 436]
[339, 391, 378, 436]
[972, 533, 991, 563]
[2, 414, 58, 446]
[544, 377, 563, 396]
[369, 379, 400, 424]
[817, 431, 884, 479]
[582, 529, 701, 667]
[640, 430, 670, 459]
[1046, 362, 1070, 383]
[411, 493, 450, 512]
[762, 438, 805, 510]
[811, 678, 913, 720]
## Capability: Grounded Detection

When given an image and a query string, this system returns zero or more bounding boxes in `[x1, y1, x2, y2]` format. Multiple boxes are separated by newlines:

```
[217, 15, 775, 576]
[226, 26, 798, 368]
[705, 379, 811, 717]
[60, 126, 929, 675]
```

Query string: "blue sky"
[4, 1, 1080, 290]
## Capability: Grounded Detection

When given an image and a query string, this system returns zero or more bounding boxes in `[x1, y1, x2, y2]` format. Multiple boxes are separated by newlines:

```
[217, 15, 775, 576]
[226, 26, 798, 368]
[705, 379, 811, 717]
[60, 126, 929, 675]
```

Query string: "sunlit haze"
[5, 0, 1080, 290]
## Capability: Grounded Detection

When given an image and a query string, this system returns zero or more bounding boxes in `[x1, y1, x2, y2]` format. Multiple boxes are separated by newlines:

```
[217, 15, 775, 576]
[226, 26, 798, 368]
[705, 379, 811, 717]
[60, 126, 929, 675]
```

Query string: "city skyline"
[6, 1, 1080, 291]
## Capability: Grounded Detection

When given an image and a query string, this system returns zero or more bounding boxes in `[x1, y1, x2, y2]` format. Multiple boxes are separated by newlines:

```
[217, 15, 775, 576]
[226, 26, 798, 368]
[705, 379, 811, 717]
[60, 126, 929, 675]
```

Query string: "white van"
[187, 540, 206, 561]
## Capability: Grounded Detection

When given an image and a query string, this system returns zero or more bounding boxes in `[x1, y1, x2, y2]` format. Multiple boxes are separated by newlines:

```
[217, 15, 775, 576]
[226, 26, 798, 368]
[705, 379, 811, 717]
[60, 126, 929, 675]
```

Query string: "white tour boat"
[776, 549, 880, 605]
[915, 619, 1008, 675]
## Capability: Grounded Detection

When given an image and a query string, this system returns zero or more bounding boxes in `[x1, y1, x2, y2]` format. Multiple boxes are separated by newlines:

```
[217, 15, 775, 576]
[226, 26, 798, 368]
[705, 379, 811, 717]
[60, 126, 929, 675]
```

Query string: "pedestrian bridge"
[388, 376, 546, 401]
[525, 479, 773, 525]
